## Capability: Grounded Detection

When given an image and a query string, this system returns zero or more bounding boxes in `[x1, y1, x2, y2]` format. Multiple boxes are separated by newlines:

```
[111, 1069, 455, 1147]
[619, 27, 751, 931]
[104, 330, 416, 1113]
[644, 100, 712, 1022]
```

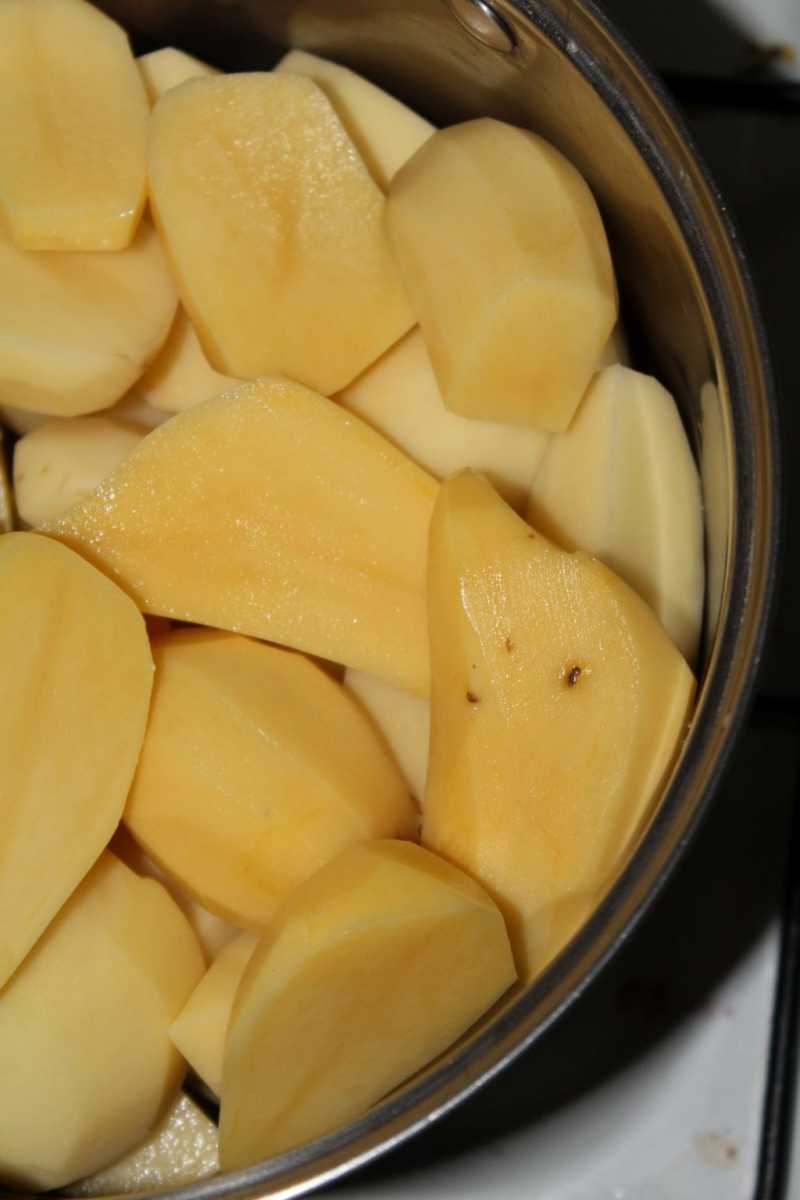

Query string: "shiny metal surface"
[89, 1, 779, 1196]
[444, 0, 517, 53]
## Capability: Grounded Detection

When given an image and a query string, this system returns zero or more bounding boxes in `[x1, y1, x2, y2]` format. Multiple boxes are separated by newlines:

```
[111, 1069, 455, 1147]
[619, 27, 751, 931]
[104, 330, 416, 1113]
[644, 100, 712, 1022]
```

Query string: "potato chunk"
[125, 630, 416, 928]
[0, 534, 153, 988]
[0, 852, 204, 1191]
[345, 668, 430, 801]
[137, 310, 240, 414]
[47, 378, 435, 693]
[338, 328, 549, 509]
[171, 934, 258, 1096]
[527, 365, 704, 663]
[423, 472, 695, 976]
[0, 218, 177, 418]
[0, 0, 148, 250]
[13, 416, 143, 527]
[275, 50, 433, 190]
[148, 73, 413, 394]
[220, 840, 515, 1166]
[138, 47, 216, 103]
[386, 119, 617, 431]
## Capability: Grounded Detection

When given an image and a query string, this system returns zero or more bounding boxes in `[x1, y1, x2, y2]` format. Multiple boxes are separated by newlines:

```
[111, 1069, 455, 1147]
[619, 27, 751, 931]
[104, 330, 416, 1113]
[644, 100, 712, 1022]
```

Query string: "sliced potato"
[345, 668, 429, 801]
[47, 378, 436, 693]
[138, 46, 216, 103]
[0, 852, 204, 1192]
[148, 73, 413, 393]
[0, 0, 148, 250]
[220, 840, 515, 1166]
[0, 533, 153, 988]
[275, 49, 433, 190]
[137, 309, 239, 414]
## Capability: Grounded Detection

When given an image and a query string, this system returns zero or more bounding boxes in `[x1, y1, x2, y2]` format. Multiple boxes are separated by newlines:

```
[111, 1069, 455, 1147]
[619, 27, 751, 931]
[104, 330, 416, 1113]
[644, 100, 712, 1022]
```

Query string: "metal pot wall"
[94, 1, 780, 1195]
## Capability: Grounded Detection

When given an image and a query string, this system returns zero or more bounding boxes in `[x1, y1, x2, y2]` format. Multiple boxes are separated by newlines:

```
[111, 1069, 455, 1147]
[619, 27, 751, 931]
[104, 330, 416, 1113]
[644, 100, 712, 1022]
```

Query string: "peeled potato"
[423, 472, 695, 976]
[125, 630, 416, 928]
[386, 119, 617, 431]
[0, 852, 204, 1192]
[220, 840, 516, 1166]
[171, 934, 258, 1096]
[138, 46, 216, 103]
[0, 0, 148, 251]
[148, 72, 413, 393]
[0, 533, 153, 989]
[345, 668, 430, 801]
[13, 416, 143, 527]
[0, 218, 177, 418]
[338, 328, 549, 510]
[527, 365, 704, 663]
[137, 310, 239, 414]
[47, 378, 436, 693]
[275, 49, 433, 190]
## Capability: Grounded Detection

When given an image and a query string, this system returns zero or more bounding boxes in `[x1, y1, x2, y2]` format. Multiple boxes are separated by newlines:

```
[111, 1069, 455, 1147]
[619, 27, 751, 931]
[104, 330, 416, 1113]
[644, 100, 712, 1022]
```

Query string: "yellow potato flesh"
[0, 852, 204, 1192]
[0, 533, 153, 988]
[47, 378, 436, 693]
[137, 309, 240, 414]
[345, 668, 430, 802]
[13, 416, 143, 527]
[422, 472, 695, 976]
[0, 0, 148, 251]
[0, 218, 177, 417]
[125, 630, 416, 928]
[67, 1094, 219, 1196]
[338, 328, 549, 510]
[275, 50, 433, 190]
[148, 73, 413, 394]
[171, 934, 258, 1096]
[220, 840, 515, 1166]
[386, 119, 617, 431]
[138, 47, 217, 103]
[527, 365, 704, 663]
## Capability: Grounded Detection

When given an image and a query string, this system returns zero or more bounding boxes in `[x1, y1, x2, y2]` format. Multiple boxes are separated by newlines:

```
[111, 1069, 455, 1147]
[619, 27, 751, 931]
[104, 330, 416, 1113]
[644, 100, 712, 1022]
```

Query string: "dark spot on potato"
[566, 665, 582, 687]
[505, 636, 514, 653]
[466, 691, 480, 704]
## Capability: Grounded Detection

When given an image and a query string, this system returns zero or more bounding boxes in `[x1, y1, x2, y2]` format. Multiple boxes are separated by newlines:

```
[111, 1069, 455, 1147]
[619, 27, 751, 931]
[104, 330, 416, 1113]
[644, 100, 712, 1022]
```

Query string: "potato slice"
[386, 119, 617, 431]
[0, 533, 153, 988]
[598, 322, 631, 368]
[527, 366, 704, 663]
[0, 0, 148, 251]
[0, 852, 204, 1191]
[47, 378, 435, 693]
[148, 73, 413, 394]
[110, 825, 239, 963]
[345, 668, 429, 801]
[13, 416, 143, 527]
[422, 472, 695, 976]
[220, 840, 515, 1166]
[171, 934, 258, 1096]
[0, 218, 177, 418]
[275, 49, 433, 190]
[138, 47, 217, 103]
[137, 309, 240, 414]
[67, 1094, 219, 1196]
[0, 406, 47, 436]
[110, 390, 172, 431]
[338, 328, 549, 510]
[125, 630, 416, 928]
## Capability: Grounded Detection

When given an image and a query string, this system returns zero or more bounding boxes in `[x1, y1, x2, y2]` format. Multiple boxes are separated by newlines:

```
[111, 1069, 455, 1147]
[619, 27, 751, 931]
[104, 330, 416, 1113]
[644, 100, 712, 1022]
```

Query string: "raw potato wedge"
[171, 934, 258, 1096]
[110, 391, 172, 431]
[527, 365, 704, 663]
[0, 218, 177, 418]
[423, 472, 695, 977]
[386, 119, 617, 431]
[275, 50, 433, 190]
[220, 840, 516, 1166]
[0, 534, 153, 989]
[345, 668, 430, 801]
[138, 47, 217, 103]
[47, 378, 436, 693]
[0, 406, 47, 436]
[0, 852, 204, 1192]
[137, 310, 240, 414]
[13, 416, 143, 527]
[598, 322, 631, 368]
[67, 1094, 219, 1196]
[339, 328, 549, 510]
[125, 630, 416, 928]
[148, 73, 413, 394]
[0, 0, 148, 251]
